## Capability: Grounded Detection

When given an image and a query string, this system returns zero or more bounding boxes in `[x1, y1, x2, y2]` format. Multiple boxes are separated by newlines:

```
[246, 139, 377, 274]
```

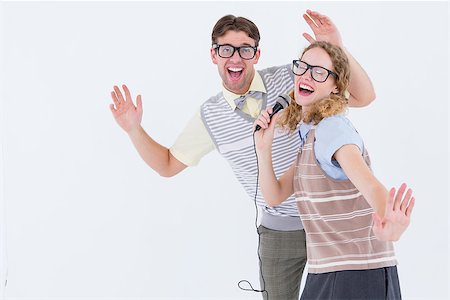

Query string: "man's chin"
[224, 81, 246, 94]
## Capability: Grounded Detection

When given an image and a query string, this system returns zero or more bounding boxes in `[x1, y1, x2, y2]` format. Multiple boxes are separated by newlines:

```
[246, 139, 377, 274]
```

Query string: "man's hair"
[211, 15, 260, 47]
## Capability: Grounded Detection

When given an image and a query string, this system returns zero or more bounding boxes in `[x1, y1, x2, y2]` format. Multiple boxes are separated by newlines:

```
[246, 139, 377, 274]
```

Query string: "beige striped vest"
[294, 126, 397, 274]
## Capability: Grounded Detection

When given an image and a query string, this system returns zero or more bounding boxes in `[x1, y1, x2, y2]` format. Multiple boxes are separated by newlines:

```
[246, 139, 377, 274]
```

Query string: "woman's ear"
[332, 86, 339, 94]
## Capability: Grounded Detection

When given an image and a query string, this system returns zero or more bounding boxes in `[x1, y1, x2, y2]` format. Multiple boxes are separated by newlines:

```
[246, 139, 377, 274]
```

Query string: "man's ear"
[253, 48, 261, 64]
[211, 48, 218, 65]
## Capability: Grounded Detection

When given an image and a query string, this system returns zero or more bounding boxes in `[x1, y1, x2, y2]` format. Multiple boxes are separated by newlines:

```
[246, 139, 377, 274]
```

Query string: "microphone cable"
[237, 131, 269, 299]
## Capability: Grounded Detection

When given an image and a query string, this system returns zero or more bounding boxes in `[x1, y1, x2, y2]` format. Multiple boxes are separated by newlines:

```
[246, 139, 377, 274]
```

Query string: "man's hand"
[302, 9, 343, 48]
[110, 84, 143, 134]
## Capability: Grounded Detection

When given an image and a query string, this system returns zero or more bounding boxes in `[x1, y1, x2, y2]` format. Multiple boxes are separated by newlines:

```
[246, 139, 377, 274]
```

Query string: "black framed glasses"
[212, 43, 257, 60]
[292, 60, 337, 83]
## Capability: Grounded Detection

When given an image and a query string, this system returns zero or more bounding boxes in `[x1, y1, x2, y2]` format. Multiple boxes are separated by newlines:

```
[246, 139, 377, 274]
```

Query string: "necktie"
[234, 90, 264, 110]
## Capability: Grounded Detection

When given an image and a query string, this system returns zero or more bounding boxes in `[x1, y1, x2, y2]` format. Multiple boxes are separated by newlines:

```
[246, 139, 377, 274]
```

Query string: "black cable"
[237, 132, 269, 299]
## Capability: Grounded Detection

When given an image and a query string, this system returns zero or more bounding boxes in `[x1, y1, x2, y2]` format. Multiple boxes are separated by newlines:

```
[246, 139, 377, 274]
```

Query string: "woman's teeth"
[299, 84, 314, 92]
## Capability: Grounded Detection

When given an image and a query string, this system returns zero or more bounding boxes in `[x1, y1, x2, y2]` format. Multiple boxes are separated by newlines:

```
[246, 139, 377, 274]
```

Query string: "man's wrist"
[127, 125, 144, 139]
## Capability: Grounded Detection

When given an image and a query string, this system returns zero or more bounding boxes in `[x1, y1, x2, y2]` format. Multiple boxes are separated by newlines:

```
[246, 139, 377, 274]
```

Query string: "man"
[110, 10, 375, 300]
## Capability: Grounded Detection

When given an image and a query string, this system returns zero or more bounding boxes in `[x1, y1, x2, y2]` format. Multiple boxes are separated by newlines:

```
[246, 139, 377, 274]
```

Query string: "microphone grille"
[278, 94, 291, 108]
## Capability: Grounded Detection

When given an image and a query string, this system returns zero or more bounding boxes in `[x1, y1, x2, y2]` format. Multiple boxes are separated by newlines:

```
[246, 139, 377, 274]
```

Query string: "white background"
[0, 1, 448, 299]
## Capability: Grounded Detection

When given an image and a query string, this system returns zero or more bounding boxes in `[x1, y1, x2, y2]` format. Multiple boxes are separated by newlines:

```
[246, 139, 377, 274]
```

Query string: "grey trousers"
[258, 225, 307, 300]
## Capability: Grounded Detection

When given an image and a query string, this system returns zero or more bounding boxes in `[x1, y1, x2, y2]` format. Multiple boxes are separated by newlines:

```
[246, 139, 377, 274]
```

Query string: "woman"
[254, 41, 415, 299]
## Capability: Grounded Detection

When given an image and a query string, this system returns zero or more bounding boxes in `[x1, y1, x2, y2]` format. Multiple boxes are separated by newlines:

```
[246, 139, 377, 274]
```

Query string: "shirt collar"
[299, 121, 313, 143]
[222, 71, 267, 110]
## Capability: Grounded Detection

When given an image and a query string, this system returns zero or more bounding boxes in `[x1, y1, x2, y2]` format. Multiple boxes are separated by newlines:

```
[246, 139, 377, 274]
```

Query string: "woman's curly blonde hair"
[278, 41, 350, 132]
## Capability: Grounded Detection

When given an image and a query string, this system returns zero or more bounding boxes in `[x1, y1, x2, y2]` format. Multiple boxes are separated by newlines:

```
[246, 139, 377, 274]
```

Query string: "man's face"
[211, 30, 260, 95]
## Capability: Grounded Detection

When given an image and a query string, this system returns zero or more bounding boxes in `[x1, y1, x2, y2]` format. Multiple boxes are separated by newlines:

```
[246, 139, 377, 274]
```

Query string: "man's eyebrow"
[220, 43, 256, 47]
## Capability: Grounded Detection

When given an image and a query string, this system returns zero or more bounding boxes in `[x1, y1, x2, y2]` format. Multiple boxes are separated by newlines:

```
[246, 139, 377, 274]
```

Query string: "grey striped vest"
[294, 126, 397, 274]
[200, 65, 303, 227]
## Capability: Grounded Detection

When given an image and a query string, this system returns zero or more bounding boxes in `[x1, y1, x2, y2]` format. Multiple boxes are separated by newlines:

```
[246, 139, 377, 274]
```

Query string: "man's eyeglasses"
[212, 44, 257, 60]
[292, 60, 337, 83]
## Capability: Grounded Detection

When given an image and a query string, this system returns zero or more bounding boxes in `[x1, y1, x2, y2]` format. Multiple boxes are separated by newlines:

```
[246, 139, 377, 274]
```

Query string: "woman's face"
[294, 47, 338, 110]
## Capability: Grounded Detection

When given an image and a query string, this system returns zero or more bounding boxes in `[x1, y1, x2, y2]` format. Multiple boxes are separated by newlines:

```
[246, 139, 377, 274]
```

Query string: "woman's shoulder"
[315, 114, 364, 155]
[316, 115, 357, 135]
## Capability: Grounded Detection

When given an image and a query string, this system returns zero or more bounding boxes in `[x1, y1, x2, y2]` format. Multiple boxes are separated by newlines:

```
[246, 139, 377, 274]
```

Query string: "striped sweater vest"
[294, 127, 397, 274]
[200, 65, 300, 217]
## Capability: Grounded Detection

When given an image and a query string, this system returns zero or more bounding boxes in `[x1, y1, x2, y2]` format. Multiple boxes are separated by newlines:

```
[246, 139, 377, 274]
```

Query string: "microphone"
[255, 94, 291, 132]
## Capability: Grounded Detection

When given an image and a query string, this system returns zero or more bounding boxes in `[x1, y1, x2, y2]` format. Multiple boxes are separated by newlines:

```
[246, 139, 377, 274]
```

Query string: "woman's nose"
[300, 69, 313, 81]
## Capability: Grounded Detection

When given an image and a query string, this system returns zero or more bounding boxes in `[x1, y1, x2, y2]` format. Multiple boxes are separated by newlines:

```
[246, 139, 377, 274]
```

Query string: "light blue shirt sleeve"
[314, 115, 364, 180]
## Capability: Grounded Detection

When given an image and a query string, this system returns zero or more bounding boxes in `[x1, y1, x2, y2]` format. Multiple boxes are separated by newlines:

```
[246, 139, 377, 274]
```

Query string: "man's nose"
[229, 49, 242, 62]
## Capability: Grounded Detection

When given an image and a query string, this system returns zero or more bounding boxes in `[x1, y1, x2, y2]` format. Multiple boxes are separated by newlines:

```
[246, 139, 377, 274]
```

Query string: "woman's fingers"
[399, 188, 413, 212]
[393, 183, 407, 211]
[405, 197, 415, 217]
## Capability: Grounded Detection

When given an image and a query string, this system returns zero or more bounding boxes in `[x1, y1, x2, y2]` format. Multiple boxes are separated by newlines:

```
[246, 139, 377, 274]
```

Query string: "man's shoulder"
[207, 90, 224, 102]
[257, 64, 291, 76]
[201, 91, 226, 109]
[257, 64, 294, 87]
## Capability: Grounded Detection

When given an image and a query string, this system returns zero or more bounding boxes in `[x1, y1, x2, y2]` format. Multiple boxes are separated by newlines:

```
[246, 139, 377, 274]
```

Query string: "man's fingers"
[315, 12, 329, 26]
[302, 33, 316, 44]
[305, 10, 322, 26]
[122, 84, 132, 103]
[136, 95, 143, 114]
[111, 91, 120, 108]
[303, 13, 319, 28]
[319, 14, 334, 27]
[113, 85, 125, 104]
[109, 103, 117, 113]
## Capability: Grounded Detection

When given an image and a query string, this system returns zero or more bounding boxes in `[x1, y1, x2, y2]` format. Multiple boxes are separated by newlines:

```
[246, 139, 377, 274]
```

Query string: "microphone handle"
[254, 103, 283, 132]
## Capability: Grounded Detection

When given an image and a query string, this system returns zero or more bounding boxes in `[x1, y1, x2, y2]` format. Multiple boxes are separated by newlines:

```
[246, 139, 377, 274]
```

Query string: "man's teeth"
[300, 84, 314, 92]
[228, 67, 243, 72]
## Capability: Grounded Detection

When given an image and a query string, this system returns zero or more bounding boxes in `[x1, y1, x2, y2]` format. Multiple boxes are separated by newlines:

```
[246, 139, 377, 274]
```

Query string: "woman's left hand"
[372, 183, 415, 241]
